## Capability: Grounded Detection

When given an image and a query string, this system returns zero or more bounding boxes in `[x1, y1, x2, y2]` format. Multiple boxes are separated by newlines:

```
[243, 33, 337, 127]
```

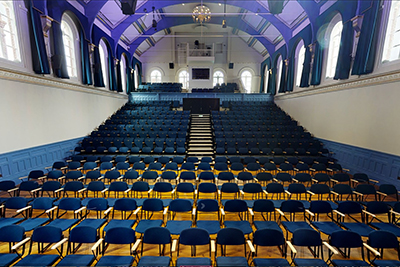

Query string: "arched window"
[325, 20, 343, 78]
[178, 70, 189, 89]
[295, 42, 306, 87]
[382, 1, 400, 62]
[264, 67, 269, 93]
[61, 16, 78, 78]
[134, 66, 139, 89]
[0, 1, 21, 62]
[99, 40, 109, 88]
[276, 56, 283, 92]
[241, 70, 252, 93]
[150, 69, 161, 83]
[120, 56, 127, 93]
[213, 70, 224, 86]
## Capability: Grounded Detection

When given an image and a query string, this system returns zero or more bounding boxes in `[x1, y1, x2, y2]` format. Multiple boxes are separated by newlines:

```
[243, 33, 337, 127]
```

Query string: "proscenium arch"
[128, 16, 275, 57]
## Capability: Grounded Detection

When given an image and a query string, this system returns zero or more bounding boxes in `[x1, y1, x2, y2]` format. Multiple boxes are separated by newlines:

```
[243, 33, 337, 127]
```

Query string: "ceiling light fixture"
[152, 6, 157, 30]
[222, 0, 226, 28]
[192, 5, 211, 24]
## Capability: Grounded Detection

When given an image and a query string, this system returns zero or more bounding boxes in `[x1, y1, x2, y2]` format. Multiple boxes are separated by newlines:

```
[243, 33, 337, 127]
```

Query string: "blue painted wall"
[321, 138, 400, 188]
[0, 137, 83, 184]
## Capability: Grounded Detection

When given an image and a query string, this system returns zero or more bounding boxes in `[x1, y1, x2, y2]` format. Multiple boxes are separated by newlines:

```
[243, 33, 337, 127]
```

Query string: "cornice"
[274, 70, 400, 100]
[0, 67, 128, 100]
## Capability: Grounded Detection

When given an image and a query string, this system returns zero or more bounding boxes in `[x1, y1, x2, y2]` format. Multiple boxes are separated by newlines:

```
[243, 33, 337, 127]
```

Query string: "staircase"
[187, 114, 214, 158]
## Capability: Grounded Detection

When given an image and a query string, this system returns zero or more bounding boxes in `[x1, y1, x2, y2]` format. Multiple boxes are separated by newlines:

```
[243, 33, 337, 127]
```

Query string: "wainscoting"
[320, 139, 400, 188]
[129, 92, 273, 104]
[0, 137, 83, 183]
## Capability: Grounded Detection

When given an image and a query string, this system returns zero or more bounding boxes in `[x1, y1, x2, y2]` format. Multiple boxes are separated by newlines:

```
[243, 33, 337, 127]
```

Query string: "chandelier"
[192, 5, 211, 24]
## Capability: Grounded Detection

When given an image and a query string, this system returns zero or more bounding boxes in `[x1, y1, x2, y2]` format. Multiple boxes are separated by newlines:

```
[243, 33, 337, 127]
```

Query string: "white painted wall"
[0, 70, 127, 154]
[140, 32, 264, 93]
[275, 75, 400, 156]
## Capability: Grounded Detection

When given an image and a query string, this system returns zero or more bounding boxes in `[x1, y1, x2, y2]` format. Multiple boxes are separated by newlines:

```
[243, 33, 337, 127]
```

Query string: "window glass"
[120, 56, 127, 93]
[179, 70, 189, 89]
[213, 70, 224, 86]
[264, 68, 269, 93]
[99, 41, 108, 88]
[296, 44, 306, 87]
[326, 21, 343, 78]
[150, 70, 161, 83]
[0, 2, 21, 62]
[276, 56, 283, 91]
[61, 18, 77, 77]
[382, 1, 400, 62]
[241, 70, 252, 93]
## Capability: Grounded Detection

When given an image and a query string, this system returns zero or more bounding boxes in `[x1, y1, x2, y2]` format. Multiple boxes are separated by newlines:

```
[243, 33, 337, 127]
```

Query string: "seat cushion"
[311, 222, 343, 236]
[176, 257, 212, 267]
[78, 219, 107, 230]
[216, 256, 249, 267]
[96, 256, 134, 266]
[372, 260, 400, 267]
[15, 254, 59, 266]
[57, 255, 95, 266]
[46, 219, 79, 231]
[253, 221, 282, 232]
[196, 221, 221, 235]
[137, 256, 171, 266]
[295, 258, 328, 266]
[0, 253, 20, 266]
[331, 259, 369, 266]
[103, 219, 136, 232]
[166, 220, 192, 235]
[224, 221, 253, 235]
[135, 220, 163, 234]
[253, 258, 289, 267]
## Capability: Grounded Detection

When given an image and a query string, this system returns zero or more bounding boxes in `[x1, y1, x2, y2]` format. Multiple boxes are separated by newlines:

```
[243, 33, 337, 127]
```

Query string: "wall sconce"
[351, 15, 364, 37]
[40, 15, 53, 37]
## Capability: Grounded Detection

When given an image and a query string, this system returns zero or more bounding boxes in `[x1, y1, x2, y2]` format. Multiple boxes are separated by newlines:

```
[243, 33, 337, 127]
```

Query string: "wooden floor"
[0, 180, 399, 267]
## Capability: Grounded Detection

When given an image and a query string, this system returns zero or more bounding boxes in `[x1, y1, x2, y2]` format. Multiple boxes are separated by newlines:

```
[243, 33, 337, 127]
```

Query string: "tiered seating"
[137, 83, 182, 92]
[80, 102, 189, 155]
[192, 83, 237, 93]
[213, 102, 323, 156]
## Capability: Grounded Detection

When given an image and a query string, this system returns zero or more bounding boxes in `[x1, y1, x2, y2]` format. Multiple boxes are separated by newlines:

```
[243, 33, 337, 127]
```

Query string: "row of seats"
[137, 83, 182, 92]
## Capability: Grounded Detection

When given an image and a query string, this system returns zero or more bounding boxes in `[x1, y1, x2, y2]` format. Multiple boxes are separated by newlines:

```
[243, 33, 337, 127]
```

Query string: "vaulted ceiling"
[76, 0, 331, 57]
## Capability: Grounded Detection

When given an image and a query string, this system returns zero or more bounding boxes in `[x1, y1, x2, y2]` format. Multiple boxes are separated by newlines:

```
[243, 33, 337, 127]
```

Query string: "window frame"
[240, 69, 253, 93]
[150, 69, 162, 83]
[295, 40, 306, 88]
[264, 66, 269, 93]
[276, 55, 283, 94]
[324, 14, 343, 79]
[99, 39, 109, 89]
[213, 70, 224, 86]
[178, 69, 189, 89]
[120, 54, 127, 93]
[61, 14, 80, 80]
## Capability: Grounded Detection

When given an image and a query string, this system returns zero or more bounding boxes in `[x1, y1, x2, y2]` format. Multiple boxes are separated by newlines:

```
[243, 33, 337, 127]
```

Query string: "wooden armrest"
[286, 241, 297, 254]
[101, 188, 108, 193]
[240, 190, 244, 195]
[306, 209, 314, 217]
[192, 207, 196, 216]
[220, 208, 225, 216]
[333, 210, 345, 217]
[132, 239, 141, 253]
[307, 190, 315, 196]
[323, 241, 339, 255]
[311, 179, 318, 183]
[285, 190, 291, 196]
[104, 207, 113, 215]
[211, 240, 216, 253]
[46, 206, 58, 213]
[133, 207, 141, 215]
[249, 208, 254, 216]
[370, 179, 379, 183]
[31, 188, 42, 193]
[78, 188, 87, 193]
[331, 191, 339, 196]
[7, 188, 18, 193]
[377, 192, 387, 196]
[390, 210, 400, 216]
[163, 207, 168, 215]
[19, 176, 28, 180]
[292, 178, 299, 183]
[54, 188, 63, 193]
[124, 188, 131, 194]
[16, 206, 32, 214]
[310, 168, 316, 172]
[11, 237, 30, 250]
[171, 239, 178, 252]
[276, 209, 284, 216]
[331, 179, 339, 183]
[51, 238, 68, 250]
[362, 210, 376, 217]
[263, 190, 268, 195]
[58, 176, 66, 180]
[91, 238, 103, 253]
[363, 243, 381, 256]
[246, 240, 256, 253]
[354, 191, 363, 196]
[75, 207, 86, 213]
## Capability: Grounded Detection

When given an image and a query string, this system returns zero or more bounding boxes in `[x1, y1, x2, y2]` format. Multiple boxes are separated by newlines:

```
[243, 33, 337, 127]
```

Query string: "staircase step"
[189, 141, 214, 144]
[189, 144, 214, 147]
[188, 147, 215, 152]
